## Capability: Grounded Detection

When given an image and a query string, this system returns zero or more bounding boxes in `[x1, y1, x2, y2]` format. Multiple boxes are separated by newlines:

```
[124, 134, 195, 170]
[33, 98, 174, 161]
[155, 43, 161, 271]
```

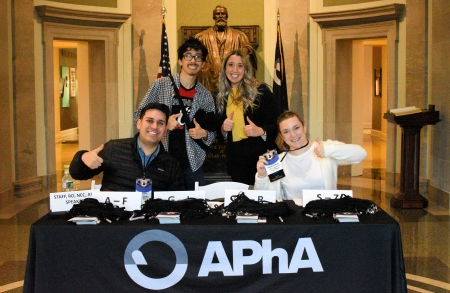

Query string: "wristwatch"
[261, 130, 267, 141]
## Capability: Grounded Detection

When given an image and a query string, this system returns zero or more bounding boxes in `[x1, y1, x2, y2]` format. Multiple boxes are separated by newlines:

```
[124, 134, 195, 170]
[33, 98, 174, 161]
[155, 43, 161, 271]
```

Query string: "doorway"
[347, 38, 388, 178]
[321, 21, 399, 182]
[309, 3, 404, 184]
[53, 41, 88, 190]
[42, 22, 120, 189]
[359, 39, 388, 178]
[35, 5, 131, 190]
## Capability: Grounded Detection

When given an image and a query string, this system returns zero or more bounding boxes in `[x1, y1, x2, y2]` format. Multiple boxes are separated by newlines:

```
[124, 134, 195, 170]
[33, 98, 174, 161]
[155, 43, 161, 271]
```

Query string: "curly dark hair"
[177, 37, 208, 61]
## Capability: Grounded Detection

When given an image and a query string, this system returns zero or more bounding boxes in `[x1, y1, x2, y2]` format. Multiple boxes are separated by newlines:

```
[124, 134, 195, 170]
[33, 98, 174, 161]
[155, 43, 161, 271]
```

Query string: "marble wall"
[430, 0, 450, 206]
[132, 0, 162, 110]
[0, 2, 14, 209]
[279, 0, 309, 121]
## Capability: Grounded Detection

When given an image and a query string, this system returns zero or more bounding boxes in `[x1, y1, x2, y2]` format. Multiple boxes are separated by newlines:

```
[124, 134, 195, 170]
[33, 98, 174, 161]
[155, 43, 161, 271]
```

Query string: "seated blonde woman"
[254, 111, 367, 203]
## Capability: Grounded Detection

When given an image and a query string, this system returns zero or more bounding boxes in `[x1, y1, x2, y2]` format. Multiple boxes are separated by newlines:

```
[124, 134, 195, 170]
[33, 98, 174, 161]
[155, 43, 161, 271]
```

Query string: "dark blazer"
[216, 83, 280, 184]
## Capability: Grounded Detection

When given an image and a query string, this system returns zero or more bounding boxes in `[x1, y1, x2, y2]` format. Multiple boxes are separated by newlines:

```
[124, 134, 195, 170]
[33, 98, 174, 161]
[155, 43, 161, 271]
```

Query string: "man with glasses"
[133, 37, 216, 190]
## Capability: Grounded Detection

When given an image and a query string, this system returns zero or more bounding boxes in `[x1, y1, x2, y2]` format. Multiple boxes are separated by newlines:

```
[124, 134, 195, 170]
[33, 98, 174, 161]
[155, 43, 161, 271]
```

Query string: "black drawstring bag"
[66, 198, 131, 222]
[302, 194, 378, 218]
[224, 192, 295, 218]
[139, 198, 212, 220]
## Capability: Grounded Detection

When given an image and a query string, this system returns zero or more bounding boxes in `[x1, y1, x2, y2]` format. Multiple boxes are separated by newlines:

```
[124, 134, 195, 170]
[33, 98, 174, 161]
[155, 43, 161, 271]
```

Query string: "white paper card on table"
[156, 212, 181, 224]
[50, 190, 95, 212]
[68, 216, 100, 225]
[236, 213, 259, 224]
[90, 191, 142, 211]
[157, 218, 181, 224]
[334, 212, 359, 223]
[237, 219, 259, 224]
[302, 190, 353, 207]
[50, 190, 142, 212]
[236, 212, 259, 220]
[153, 190, 205, 201]
[224, 190, 276, 207]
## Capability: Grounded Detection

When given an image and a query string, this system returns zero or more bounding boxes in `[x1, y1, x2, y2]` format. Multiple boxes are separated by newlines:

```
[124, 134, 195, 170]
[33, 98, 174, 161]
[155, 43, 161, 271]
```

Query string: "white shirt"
[254, 139, 368, 202]
[281, 142, 324, 200]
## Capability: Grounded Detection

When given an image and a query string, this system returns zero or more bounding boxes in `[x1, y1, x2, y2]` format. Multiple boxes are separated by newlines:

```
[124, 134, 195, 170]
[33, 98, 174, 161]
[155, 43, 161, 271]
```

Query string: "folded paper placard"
[302, 190, 353, 207]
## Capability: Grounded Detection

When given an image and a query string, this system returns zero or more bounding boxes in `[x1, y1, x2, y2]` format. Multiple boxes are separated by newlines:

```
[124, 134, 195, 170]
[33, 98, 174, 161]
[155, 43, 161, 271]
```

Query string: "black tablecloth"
[23, 202, 407, 293]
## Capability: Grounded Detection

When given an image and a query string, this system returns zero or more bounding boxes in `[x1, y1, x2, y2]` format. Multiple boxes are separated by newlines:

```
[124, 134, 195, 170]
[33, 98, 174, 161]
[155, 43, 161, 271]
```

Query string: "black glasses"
[183, 53, 203, 62]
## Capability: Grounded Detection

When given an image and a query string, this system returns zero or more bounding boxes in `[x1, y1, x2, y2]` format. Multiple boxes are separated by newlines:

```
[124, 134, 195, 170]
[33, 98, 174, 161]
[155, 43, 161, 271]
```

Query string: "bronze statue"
[195, 5, 253, 93]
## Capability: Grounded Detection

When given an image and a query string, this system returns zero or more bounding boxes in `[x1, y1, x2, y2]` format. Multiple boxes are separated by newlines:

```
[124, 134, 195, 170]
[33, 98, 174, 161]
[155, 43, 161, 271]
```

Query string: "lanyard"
[142, 150, 156, 178]
[280, 140, 309, 162]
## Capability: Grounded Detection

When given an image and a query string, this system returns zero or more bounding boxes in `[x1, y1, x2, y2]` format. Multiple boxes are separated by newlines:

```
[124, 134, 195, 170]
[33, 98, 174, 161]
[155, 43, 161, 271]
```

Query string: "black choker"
[281, 140, 309, 162]
[288, 140, 309, 152]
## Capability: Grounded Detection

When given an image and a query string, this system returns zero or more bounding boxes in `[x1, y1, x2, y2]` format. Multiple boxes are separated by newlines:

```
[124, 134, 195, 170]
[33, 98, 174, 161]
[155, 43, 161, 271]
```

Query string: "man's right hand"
[168, 112, 182, 131]
[81, 144, 104, 169]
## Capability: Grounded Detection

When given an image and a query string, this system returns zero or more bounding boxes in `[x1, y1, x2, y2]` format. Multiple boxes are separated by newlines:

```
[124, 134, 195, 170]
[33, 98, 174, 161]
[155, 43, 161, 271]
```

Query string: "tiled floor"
[1, 135, 450, 292]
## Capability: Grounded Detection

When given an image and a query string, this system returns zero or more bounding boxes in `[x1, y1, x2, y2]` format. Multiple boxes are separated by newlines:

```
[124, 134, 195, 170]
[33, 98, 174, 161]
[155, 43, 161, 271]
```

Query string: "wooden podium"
[384, 110, 440, 208]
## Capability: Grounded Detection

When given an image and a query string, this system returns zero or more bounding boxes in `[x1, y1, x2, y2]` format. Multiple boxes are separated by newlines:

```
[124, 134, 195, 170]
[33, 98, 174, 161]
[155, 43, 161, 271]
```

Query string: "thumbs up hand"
[221, 111, 234, 135]
[168, 111, 182, 131]
[189, 118, 207, 140]
[244, 116, 264, 137]
[314, 139, 325, 158]
[81, 144, 104, 169]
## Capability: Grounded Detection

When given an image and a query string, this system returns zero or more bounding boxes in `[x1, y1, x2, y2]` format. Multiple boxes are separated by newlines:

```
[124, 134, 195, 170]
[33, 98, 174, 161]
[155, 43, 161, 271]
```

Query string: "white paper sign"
[153, 190, 206, 201]
[224, 190, 276, 207]
[49, 190, 142, 212]
[302, 190, 353, 207]
[90, 191, 142, 211]
[50, 190, 95, 212]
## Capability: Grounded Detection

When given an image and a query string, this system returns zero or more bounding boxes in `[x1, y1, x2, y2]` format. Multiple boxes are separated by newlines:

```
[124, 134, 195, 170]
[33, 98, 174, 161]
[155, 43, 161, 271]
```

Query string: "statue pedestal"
[384, 111, 440, 209]
[203, 139, 230, 183]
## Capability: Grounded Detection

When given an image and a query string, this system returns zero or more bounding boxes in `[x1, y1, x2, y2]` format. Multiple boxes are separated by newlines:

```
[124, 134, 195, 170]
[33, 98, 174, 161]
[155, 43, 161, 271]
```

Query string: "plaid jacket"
[133, 73, 216, 172]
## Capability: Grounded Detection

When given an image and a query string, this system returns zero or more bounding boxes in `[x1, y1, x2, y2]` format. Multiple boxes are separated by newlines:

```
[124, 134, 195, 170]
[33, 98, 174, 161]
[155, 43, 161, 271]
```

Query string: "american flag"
[273, 18, 289, 111]
[157, 20, 171, 78]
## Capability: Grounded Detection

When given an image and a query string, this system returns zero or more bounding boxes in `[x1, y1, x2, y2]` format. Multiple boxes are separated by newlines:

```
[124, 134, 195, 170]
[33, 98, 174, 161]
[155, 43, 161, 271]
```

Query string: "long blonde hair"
[275, 111, 306, 151]
[216, 50, 260, 114]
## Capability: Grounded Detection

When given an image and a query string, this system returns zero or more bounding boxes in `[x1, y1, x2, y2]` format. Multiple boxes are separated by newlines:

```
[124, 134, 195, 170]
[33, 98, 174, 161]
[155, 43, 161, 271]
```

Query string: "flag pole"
[273, 9, 289, 111]
[157, 5, 171, 78]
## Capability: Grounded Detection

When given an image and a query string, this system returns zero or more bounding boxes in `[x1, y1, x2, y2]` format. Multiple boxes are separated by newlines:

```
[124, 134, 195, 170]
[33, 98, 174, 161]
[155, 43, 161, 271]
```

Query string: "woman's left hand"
[314, 139, 325, 158]
[244, 117, 264, 137]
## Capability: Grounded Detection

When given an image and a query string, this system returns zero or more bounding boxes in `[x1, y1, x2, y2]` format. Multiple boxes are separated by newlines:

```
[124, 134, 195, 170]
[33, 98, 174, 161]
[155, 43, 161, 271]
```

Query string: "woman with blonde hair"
[254, 111, 367, 203]
[216, 49, 279, 185]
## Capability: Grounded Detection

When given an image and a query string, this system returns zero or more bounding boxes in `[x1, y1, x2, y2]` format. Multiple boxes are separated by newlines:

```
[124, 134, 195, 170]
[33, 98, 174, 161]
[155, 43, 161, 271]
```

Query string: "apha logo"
[124, 230, 323, 290]
[124, 230, 187, 290]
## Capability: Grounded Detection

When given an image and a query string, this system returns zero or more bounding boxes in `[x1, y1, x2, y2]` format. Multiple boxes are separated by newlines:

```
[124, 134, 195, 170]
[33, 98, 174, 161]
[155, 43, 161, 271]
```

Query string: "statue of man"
[195, 5, 252, 93]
